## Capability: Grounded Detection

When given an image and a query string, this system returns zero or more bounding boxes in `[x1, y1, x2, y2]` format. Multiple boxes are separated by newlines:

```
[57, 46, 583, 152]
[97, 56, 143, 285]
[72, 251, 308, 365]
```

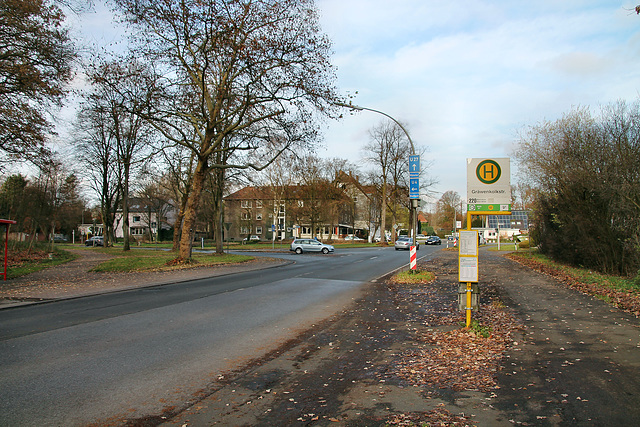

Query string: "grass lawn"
[88, 247, 254, 272]
[486, 243, 527, 252]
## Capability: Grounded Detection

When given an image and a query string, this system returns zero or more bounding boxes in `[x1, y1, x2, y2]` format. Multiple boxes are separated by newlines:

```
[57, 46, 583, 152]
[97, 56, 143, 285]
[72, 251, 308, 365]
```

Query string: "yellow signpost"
[462, 158, 511, 327]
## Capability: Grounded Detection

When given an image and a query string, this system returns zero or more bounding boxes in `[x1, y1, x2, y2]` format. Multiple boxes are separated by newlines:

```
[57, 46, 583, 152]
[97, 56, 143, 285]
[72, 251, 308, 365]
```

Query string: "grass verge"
[91, 249, 254, 273]
[4, 243, 79, 279]
[507, 250, 640, 316]
[389, 269, 436, 285]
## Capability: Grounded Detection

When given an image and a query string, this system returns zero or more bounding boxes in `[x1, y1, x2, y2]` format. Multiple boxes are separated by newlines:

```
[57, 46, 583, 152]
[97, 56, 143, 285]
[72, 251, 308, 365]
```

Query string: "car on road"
[343, 235, 364, 241]
[425, 236, 442, 245]
[290, 239, 334, 254]
[394, 236, 419, 251]
[243, 235, 261, 242]
[85, 236, 104, 247]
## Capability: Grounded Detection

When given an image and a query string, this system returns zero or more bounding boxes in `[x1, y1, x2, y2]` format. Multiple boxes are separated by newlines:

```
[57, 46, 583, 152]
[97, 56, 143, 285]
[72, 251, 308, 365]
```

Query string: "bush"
[516, 102, 640, 276]
[633, 270, 640, 288]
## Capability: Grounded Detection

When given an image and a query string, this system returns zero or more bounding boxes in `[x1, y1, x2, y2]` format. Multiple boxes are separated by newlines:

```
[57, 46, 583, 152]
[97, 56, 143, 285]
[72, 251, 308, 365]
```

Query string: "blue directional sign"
[409, 155, 420, 176]
[409, 178, 420, 199]
[409, 155, 420, 199]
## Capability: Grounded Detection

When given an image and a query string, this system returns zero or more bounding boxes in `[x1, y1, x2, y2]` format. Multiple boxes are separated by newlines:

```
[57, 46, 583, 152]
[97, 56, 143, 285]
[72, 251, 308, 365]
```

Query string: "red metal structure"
[0, 219, 17, 280]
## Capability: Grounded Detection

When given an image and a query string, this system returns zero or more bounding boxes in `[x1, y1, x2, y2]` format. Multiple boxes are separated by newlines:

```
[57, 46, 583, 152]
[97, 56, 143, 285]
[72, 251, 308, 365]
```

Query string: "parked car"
[343, 235, 364, 241]
[243, 235, 261, 242]
[425, 236, 442, 245]
[290, 238, 334, 254]
[394, 236, 419, 251]
[52, 234, 68, 243]
[85, 236, 104, 247]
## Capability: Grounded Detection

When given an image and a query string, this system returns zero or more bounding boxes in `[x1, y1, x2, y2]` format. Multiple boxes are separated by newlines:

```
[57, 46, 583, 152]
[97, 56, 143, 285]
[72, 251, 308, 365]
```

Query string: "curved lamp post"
[336, 102, 419, 248]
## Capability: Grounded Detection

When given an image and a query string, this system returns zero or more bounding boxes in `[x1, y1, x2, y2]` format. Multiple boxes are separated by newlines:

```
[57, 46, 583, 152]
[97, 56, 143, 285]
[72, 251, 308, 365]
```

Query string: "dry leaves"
[5, 248, 51, 267]
[386, 404, 474, 426]
[507, 253, 640, 317]
[394, 302, 522, 392]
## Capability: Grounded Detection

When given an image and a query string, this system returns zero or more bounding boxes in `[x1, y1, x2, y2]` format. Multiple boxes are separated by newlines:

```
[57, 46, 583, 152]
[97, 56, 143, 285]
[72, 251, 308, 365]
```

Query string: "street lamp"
[336, 102, 419, 248]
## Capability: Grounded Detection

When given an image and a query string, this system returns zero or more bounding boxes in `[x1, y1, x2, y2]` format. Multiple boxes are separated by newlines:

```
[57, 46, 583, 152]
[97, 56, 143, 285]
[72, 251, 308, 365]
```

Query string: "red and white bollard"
[410, 246, 417, 270]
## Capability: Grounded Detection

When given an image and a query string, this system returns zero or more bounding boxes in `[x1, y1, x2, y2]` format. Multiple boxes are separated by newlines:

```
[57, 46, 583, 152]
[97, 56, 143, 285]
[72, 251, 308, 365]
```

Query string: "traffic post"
[410, 245, 417, 271]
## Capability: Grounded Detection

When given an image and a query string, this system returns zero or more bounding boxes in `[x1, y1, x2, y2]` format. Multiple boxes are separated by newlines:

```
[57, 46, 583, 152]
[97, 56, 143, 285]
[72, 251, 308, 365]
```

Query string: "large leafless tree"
[112, 0, 340, 260]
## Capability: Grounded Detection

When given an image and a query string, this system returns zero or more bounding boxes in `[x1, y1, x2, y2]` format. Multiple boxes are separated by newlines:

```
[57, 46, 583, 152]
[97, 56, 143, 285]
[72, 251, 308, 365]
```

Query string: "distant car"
[53, 234, 68, 243]
[394, 237, 419, 251]
[425, 236, 442, 245]
[243, 235, 261, 242]
[290, 238, 334, 254]
[85, 236, 104, 246]
[343, 235, 364, 241]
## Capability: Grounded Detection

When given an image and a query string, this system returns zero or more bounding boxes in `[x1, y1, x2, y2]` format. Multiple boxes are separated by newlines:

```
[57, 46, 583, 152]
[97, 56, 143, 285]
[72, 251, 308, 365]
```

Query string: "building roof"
[224, 186, 271, 200]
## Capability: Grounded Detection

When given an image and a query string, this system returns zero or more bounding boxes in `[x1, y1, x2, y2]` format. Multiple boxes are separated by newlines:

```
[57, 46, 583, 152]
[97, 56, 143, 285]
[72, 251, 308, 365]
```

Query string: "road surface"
[0, 245, 439, 426]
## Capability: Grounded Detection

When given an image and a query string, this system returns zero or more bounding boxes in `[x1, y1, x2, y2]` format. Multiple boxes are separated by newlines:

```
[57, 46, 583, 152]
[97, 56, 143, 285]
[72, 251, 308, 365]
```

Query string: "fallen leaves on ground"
[394, 301, 523, 392]
[386, 404, 474, 426]
[507, 253, 640, 317]
[5, 248, 51, 267]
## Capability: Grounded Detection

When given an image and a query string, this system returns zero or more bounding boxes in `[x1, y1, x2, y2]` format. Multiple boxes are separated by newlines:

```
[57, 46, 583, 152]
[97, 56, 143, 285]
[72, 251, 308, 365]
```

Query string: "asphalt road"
[0, 245, 440, 426]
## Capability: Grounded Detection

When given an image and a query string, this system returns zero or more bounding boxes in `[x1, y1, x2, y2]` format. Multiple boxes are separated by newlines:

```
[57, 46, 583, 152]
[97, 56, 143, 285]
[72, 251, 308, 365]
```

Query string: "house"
[223, 172, 379, 242]
[114, 198, 172, 242]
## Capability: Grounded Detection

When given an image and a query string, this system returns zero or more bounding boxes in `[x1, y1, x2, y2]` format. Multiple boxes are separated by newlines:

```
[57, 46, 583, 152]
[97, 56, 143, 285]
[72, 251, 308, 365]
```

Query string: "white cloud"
[318, 0, 640, 200]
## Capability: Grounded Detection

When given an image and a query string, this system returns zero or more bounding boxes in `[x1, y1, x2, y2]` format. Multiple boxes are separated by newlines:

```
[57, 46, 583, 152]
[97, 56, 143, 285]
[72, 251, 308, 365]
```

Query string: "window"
[256, 213, 263, 220]
[256, 226, 262, 234]
[256, 200, 263, 208]
[298, 200, 304, 207]
[240, 226, 250, 234]
[241, 212, 250, 220]
[132, 216, 141, 223]
[241, 200, 252, 208]
[130, 228, 144, 235]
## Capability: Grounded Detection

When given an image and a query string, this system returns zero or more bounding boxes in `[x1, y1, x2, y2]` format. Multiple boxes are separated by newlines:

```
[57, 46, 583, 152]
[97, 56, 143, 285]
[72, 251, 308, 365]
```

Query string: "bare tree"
[76, 94, 120, 246]
[84, 58, 156, 250]
[112, 0, 340, 260]
[363, 121, 413, 243]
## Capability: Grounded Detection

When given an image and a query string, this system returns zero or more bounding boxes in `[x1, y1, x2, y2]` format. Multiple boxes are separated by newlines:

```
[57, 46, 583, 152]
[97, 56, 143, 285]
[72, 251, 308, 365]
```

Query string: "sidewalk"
[0, 248, 289, 308]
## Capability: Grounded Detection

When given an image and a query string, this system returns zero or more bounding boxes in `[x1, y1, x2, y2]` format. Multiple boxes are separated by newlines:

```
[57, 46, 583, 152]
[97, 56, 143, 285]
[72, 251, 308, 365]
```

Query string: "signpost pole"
[466, 211, 472, 327]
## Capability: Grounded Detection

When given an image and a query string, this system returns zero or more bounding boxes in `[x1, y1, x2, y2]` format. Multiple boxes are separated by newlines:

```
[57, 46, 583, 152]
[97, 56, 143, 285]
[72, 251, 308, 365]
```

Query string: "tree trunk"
[172, 207, 184, 251]
[122, 190, 130, 251]
[178, 162, 207, 260]
[172, 179, 191, 252]
[380, 180, 387, 244]
[215, 193, 224, 254]
[212, 168, 225, 254]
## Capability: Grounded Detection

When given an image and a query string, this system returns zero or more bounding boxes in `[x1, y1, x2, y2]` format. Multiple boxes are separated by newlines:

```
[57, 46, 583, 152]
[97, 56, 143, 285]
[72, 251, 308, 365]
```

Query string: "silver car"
[394, 237, 419, 251]
[290, 239, 335, 254]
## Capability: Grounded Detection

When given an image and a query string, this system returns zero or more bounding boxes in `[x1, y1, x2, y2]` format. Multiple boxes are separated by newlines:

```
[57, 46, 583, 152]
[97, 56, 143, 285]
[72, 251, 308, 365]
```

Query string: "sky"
[314, 0, 640, 207]
[63, 1, 640, 208]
